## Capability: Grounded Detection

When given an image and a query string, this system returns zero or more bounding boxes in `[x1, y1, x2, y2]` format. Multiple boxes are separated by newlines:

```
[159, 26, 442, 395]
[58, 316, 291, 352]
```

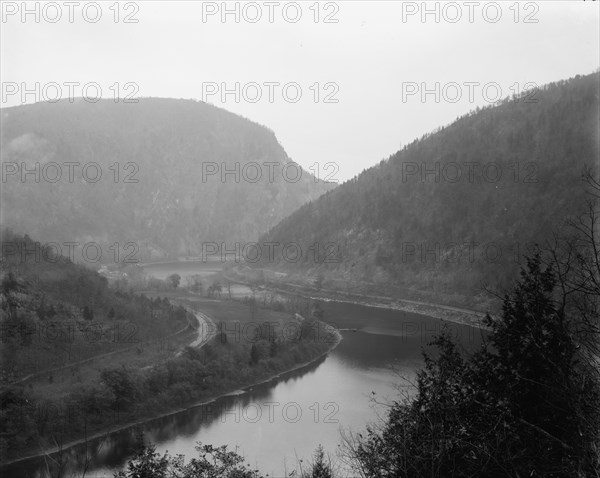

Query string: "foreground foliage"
[114, 441, 335, 478]
[350, 254, 600, 477]
[114, 443, 262, 478]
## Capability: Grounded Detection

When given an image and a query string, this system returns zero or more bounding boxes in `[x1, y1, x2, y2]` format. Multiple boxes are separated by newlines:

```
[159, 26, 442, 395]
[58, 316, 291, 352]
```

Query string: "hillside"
[0, 230, 338, 464]
[0, 98, 333, 260]
[0, 230, 192, 384]
[257, 73, 600, 307]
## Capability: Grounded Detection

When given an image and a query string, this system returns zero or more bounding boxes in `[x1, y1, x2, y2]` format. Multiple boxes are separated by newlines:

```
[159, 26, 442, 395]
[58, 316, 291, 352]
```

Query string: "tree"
[100, 366, 139, 412]
[36, 295, 49, 321]
[302, 445, 333, 478]
[548, 168, 600, 376]
[47, 304, 57, 319]
[114, 442, 262, 478]
[350, 254, 600, 477]
[477, 256, 598, 474]
[269, 337, 278, 357]
[207, 282, 222, 298]
[1, 271, 20, 319]
[114, 442, 170, 478]
[299, 317, 319, 342]
[249, 285, 257, 321]
[347, 172, 600, 477]
[190, 275, 203, 294]
[82, 305, 94, 321]
[1, 271, 19, 296]
[250, 344, 260, 365]
[167, 274, 181, 289]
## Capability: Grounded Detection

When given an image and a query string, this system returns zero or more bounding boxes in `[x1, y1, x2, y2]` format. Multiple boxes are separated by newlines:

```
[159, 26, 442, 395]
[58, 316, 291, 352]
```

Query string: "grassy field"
[21, 326, 197, 403]
[8, 286, 300, 408]
[141, 289, 306, 345]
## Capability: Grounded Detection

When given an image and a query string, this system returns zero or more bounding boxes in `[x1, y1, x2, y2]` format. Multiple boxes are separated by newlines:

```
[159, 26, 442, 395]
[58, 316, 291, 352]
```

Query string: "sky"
[1, 1, 599, 182]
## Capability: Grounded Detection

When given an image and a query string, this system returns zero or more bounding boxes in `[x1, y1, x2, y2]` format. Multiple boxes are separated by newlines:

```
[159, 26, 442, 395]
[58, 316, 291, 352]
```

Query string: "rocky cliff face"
[1, 98, 334, 260]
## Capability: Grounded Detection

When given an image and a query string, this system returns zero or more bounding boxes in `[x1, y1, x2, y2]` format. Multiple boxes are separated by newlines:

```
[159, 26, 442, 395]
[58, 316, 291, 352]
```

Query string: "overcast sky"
[2, 1, 599, 181]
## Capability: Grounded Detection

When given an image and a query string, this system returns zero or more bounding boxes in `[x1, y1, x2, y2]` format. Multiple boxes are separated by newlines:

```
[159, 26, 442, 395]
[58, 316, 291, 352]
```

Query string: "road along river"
[4, 262, 485, 477]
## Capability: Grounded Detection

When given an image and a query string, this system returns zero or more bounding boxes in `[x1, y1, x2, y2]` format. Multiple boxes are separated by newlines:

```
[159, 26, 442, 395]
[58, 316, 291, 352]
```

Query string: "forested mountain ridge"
[258, 72, 600, 307]
[0, 98, 333, 260]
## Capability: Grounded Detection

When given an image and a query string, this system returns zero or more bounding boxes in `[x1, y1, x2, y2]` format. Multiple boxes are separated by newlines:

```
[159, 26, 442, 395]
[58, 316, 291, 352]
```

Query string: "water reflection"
[3, 291, 484, 477]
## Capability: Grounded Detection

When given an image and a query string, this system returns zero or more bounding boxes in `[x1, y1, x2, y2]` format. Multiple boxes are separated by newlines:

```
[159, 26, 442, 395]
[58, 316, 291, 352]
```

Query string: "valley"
[3, 258, 484, 478]
[1, 65, 598, 477]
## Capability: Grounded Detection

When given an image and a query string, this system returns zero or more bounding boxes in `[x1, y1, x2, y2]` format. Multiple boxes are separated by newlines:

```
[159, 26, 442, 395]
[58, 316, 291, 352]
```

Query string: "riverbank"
[1, 315, 341, 469]
[223, 272, 491, 330]
[233, 320, 342, 393]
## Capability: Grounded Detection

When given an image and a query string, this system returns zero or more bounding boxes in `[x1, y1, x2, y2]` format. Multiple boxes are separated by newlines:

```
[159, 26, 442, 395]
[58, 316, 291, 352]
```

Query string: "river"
[4, 262, 484, 478]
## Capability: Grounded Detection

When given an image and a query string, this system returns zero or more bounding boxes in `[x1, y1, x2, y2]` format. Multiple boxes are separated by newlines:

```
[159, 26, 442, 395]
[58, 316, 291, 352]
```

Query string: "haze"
[1, 1, 599, 181]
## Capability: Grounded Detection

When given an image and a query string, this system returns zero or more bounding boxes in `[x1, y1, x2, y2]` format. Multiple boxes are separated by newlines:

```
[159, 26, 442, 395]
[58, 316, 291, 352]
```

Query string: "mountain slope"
[258, 73, 600, 307]
[0, 230, 191, 381]
[0, 98, 333, 260]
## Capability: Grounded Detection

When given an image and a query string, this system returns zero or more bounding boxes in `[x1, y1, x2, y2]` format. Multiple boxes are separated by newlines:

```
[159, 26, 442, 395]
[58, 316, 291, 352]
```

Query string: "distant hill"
[0, 98, 333, 260]
[258, 73, 600, 307]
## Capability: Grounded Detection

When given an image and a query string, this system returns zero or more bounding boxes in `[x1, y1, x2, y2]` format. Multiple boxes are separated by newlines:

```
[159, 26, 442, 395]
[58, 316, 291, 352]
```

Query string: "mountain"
[0, 98, 333, 260]
[257, 72, 600, 307]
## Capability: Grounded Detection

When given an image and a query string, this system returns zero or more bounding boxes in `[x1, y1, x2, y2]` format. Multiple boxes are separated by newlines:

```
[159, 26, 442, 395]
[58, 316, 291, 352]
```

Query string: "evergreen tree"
[304, 445, 333, 478]
[83, 305, 94, 321]
[250, 344, 260, 365]
[353, 254, 600, 477]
